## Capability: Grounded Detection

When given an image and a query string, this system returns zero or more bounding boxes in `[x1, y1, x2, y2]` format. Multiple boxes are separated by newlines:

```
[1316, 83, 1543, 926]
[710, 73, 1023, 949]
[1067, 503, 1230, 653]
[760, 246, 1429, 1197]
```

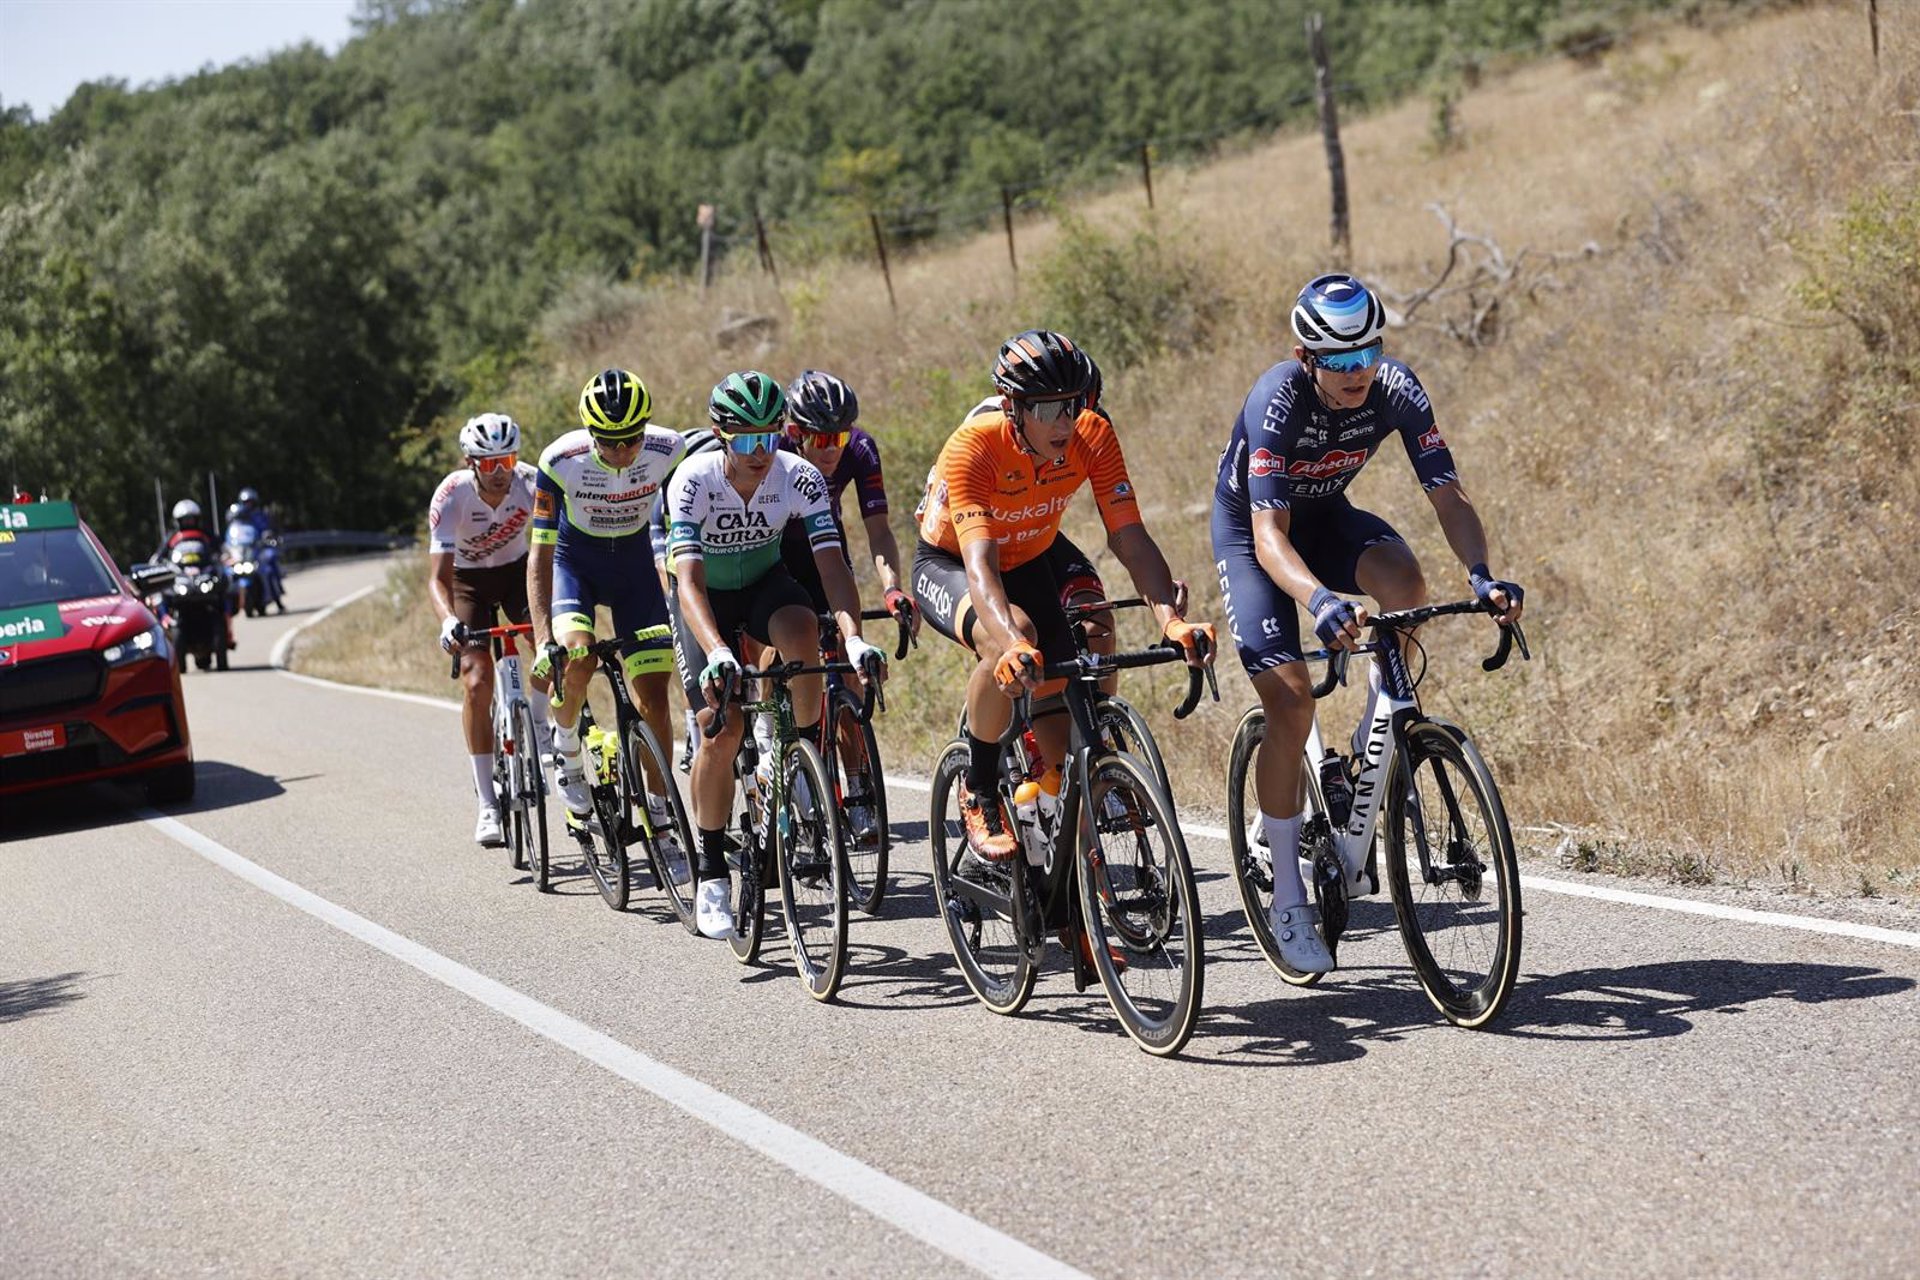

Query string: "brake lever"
[702, 668, 740, 739]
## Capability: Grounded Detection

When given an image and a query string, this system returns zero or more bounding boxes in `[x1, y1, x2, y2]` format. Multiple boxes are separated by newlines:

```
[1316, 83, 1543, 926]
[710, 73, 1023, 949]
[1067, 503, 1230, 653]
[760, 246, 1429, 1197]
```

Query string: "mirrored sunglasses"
[787, 424, 850, 449]
[724, 431, 779, 455]
[470, 453, 518, 473]
[1021, 395, 1086, 424]
[1312, 341, 1384, 373]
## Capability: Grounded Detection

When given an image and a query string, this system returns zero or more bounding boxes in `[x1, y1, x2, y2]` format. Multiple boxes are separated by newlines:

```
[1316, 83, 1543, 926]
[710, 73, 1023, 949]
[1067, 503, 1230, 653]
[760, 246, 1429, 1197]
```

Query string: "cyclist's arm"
[1427, 481, 1522, 621]
[427, 550, 458, 622]
[959, 537, 1024, 653]
[527, 542, 555, 648]
[861, 511, 905, 595]
[674, 558, 729, 657]
[1105, 523, 1184, 632]
[816, 545, 865, 646]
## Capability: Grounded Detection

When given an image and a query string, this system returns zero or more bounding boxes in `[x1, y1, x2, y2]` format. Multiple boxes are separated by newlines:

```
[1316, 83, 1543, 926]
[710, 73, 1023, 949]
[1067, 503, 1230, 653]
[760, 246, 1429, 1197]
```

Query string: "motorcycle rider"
[157, 499, 236, 652]
[224, 486, 285, 610]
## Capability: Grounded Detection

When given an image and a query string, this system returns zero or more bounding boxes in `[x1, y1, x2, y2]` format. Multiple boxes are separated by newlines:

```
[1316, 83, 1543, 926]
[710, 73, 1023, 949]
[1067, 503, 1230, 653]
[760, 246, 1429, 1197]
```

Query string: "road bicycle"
[1060, 595, 1177, 801]
[449, 621, 549, 889]
[549, 637, 697, 922]
[929, 640, 1217, 1056]
[813, 602, 913, 915]
[1226, 599, 1529, 1028]
[706, 652, 881, 1001]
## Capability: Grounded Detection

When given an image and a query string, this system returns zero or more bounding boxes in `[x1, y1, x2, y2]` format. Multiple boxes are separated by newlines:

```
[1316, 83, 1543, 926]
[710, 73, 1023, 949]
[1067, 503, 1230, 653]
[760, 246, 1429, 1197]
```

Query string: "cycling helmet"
[785, 370, 860, 433]
[171, 499, 202, 526]
[578, 367, 652, 439]
[236, 487, 260, 507]
[458, 412, 521, 458]
[1085, 355, 1103, 409]
[991, 329, 1095, 402]
[708, 371, 786, 434]
[1291, 273, 1386, 352]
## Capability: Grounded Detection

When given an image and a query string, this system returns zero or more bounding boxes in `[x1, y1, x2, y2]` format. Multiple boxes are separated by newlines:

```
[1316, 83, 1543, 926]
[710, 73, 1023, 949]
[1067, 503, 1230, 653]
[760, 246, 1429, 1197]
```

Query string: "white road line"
[268, 583, 375, 669]
[269, 596, 1920, 953]
[140, 812, 1090, 1280]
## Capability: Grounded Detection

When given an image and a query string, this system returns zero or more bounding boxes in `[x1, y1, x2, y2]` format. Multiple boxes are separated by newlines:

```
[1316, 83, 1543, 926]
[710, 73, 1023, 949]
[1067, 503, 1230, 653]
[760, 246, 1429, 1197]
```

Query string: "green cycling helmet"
[708, 370, 786, 434]
[579, 367, 652, 439]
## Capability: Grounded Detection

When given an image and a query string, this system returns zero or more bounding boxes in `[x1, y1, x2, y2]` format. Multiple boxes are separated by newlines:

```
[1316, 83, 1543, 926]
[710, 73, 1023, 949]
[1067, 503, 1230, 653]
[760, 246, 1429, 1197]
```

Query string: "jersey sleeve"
[649, 492, 670, 566]
[790, 460, 843, 554]
[531, 459, 564, 545]
[664, 464, 705, 571]
[426, 473, 460, 554]
[847, 431, 889, 518]
[1386, 366, 1458, 491]
[1247, 375, 1302, 512]
[942, 429, 1001, 551]
[1076, 416, 1144, 536]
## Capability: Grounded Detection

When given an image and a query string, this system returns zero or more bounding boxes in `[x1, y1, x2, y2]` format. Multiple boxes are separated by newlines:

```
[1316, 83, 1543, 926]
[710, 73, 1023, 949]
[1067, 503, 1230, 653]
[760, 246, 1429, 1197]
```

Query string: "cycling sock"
[1262, 811, 1307, 908]
[553, 723, 579, 757]
[471, 754, 496, 809]
[697, 827, 729, 880]
[966, 734, 1000, 794]
[528, 694, 550, 729]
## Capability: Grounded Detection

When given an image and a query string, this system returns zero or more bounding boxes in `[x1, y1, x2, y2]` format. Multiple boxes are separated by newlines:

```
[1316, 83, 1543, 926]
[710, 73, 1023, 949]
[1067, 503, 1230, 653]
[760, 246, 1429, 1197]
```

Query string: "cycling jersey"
[915, 408, 1141, 571]
[665, 450, 840, 591]
[1213, 357, 1457, 517]
[532, 427, 686, 544]
[427, 465, 538, 569]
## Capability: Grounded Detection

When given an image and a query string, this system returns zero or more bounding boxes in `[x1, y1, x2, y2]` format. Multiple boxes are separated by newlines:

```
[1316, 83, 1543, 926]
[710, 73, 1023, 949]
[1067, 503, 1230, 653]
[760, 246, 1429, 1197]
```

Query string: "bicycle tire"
[626, 718, 696, 930]
[576, 706, 630, 912]
[776, 737, 848, 1001]
[1384, 721, 1522, 1028]
[1093, 694, 1174, 805]
[827, 685, 891, 915]
[1078, 751, 1204, 1055]
[928, 742, 1036, 1015]
[513, 699, 550, 893]
[727, 744, 767, 964]
[497, 726, 524, 872]
[1225, 708, 1327, 986]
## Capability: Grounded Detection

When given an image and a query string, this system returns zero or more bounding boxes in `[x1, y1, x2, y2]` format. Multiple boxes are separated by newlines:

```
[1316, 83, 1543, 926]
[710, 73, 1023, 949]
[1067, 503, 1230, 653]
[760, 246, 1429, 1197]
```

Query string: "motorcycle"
[224, 519, 285, 616]
[165, 546, 231, 672]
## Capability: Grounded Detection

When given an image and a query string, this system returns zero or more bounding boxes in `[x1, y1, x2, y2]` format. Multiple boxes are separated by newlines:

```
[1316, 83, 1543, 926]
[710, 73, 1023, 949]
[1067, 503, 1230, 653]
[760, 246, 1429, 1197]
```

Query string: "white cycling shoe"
[554, 753, 591, 817]
[1269, 902, 1335, 974]
[695, 878, 735, 940]
[473, 806, 505, 848]
[647, 796, 691, 886]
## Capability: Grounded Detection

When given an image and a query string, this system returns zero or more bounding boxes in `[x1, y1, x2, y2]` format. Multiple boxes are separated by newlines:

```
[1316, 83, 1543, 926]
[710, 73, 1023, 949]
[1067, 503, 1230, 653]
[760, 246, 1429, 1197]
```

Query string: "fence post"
[868, 212, 898, 315]
[1139, 143, 1155, 210]
[1306, 12, 1351, 265]
[1869, 0, 1880, 65]
[753, 208, 780, 288]
[697, 203, 715, 292]
[1002, 186, 1019, 279]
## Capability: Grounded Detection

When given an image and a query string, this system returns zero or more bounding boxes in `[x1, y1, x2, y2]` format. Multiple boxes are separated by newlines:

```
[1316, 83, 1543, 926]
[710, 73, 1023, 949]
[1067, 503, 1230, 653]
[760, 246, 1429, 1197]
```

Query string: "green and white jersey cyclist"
[664, 370, 886, 940]
[529, 367, 686, 834]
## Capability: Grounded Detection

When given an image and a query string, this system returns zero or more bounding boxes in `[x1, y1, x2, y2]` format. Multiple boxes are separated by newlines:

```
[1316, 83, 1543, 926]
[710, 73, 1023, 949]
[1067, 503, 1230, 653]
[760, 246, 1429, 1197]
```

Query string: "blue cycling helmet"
[1291, 273, 1386, 352]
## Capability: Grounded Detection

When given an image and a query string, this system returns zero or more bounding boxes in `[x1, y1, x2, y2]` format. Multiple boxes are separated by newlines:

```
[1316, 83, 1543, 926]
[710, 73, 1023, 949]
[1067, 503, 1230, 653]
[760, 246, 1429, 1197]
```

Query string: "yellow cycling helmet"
[578, 367, 653, 439]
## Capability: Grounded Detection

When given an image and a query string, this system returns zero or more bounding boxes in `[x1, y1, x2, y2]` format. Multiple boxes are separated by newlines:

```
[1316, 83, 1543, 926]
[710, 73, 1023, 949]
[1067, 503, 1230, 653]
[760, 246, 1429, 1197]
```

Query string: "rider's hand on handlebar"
[1162, 618, 1216, 668]
[1309, 587, 1367, 651]
[700, 646, 742, 708]
[844, 635, 888, 686]
[992, 640, 1044, 696]
[1468, 563, 1526, 627]
[438, 615, 462, 654]
[884, 587, 921, 640]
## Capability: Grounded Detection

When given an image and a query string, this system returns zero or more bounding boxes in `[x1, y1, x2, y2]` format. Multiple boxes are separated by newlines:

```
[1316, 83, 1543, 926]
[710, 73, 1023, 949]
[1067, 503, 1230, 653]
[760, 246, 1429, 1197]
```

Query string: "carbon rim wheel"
[1226, 709, 1325, 986]
[777, 738, 848, 1001]
[1078, 751, 1203, 1055]
[1384, 722, 1522, 1028]
[626, 719, 696, 931]
[828, 687, 890, 915]
[578, 710, 630, 911]
[513, 701, 550, 893]
[929, 742, 1035, 1015]
[727, 745, 767, 964]
[1094, 694, 1174, 805]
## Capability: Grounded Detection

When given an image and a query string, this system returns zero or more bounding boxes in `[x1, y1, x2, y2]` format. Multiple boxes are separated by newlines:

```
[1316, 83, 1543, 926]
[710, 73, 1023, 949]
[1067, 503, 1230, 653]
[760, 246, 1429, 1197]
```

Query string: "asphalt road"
[7, 556, 1919, 1278]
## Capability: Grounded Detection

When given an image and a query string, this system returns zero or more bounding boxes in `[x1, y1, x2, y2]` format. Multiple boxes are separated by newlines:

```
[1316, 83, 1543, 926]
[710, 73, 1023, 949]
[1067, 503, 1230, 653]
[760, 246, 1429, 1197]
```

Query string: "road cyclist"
[663, 370, 887, 942]
[528, 369, 688, 879]
[1209, 271, 1526, 976]
[428, 412, 551, 848]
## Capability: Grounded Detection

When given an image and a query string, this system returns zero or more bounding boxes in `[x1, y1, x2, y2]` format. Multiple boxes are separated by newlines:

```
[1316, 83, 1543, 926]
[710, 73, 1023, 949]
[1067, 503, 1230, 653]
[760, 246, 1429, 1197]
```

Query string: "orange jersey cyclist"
[912, 328, 1215, 863]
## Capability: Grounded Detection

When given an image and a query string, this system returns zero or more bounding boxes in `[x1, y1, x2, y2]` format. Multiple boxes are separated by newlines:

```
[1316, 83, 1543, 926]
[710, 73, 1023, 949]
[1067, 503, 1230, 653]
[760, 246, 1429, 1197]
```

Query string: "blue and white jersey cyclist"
[1211, 273, 1526, 975]
[529, 367, 687, 834]
[664, 371, 887, 940]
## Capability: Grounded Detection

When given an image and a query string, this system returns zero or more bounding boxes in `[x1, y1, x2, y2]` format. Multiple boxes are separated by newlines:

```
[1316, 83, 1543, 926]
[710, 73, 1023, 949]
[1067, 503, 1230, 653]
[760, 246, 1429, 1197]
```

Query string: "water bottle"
[1012, 779, 1042, 832]
[1318, 749, 1353, 828]
[1033, 766, 1063, 832]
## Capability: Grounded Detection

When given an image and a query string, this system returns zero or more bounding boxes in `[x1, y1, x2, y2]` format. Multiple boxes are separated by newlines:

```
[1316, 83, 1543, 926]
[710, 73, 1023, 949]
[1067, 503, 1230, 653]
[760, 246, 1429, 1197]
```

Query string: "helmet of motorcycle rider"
[171, 499, 203, 528]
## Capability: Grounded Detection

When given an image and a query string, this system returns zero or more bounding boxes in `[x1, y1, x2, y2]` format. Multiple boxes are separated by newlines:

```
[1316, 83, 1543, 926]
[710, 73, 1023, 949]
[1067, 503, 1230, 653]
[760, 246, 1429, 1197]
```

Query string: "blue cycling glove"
[1468, 563, 1525, 612]
[1308, 587, 1360, 647]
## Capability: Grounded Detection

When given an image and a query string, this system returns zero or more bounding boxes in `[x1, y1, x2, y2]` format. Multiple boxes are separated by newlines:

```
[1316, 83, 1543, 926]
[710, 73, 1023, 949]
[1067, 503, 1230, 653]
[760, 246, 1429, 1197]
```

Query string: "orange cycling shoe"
[958, 780, 1019, 862]
[1063, 926, 1129, 974]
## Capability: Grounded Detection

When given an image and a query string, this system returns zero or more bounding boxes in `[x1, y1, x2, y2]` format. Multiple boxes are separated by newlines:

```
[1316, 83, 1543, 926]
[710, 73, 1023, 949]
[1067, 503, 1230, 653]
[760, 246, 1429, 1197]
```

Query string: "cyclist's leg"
[680, 583, 752, 880]
[603, 564, 677, 797]
[750, 567, 824, 734]
[1048, 534, 1116, 694]
[498, 554, 551, 751]
[450, 566, 505, 821]
[1307, 503, 1423, 747]
[547, 543, 602, 735]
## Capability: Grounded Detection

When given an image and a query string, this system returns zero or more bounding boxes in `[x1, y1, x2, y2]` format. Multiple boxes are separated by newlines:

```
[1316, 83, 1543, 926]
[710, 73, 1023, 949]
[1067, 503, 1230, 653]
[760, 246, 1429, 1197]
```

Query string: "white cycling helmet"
[458, 412, 521, 458]
[171, 499, 202, 524]
[1290, 273, 1387, 352]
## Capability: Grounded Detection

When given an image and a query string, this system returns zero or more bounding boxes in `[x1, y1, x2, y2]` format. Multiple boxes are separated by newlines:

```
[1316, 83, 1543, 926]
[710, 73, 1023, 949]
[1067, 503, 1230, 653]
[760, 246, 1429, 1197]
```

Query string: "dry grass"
[302, 3, 1920, 901]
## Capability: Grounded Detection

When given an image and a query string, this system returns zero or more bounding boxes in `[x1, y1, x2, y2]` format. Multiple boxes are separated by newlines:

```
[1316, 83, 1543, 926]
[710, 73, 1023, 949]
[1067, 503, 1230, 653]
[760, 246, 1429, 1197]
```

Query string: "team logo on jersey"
[1112, 481, 1132, 498]
[1248, 448, 1284, 479]
[1418, 427, 1447, 452]
[533, 490, 556, 519]
[1288, 450, 1367, 481]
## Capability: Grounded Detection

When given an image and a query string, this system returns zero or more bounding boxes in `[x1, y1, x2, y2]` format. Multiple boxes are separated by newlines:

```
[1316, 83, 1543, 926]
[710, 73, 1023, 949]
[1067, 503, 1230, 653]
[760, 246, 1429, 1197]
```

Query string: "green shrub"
[1794, 181, 1920, 359]
[1030, 212, 1221, 371]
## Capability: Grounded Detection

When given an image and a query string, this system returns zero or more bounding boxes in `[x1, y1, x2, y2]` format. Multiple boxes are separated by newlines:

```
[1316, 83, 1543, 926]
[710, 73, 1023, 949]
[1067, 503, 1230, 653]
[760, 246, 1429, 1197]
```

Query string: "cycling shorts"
[669, 566, 816, 709]
[550, 533, 674, 677]
[781, 520, 855, 615]
[911, 538, 1080, 665]
[1211, 498, 1407, 675]
[451, 557, 530, 648]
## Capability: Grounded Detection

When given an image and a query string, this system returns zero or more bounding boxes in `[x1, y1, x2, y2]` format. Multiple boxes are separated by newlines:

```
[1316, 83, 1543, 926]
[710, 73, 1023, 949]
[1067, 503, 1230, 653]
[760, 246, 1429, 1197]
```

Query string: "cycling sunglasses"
[724, 430, 780, 455]
[1019, 395, 1086, 424]
[469, 453, 518, 473]
[590, 432, 644, 452]
[786, 423, 850, 449]
[1311, 341, 1384, 373]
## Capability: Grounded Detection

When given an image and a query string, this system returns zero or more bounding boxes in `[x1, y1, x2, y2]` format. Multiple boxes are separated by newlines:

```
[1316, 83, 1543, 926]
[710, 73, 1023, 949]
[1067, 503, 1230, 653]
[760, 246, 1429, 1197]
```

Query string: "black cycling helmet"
[785, 370, 860, 433]
[991, 329, 1095, 402]
[578, 367, 653, 439]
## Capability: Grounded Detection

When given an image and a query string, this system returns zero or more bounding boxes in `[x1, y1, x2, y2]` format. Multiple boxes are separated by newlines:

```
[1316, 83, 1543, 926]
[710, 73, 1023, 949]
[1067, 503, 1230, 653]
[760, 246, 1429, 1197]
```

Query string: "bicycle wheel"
[1225, 707, 1331, 986]
[1078, 751, 1204, 1056]
[626, 718, 696, 931]
[827, 685, 890, 915]
[928, 742, 1036, 1015]
[496, 735, 523, 872]
[776, 738, 848, 1001]
[576, 707, 630, 911]
[1093, 694, 1174, 805]
[1384, 721, 1522, 1028]
[513, 700, 550, 893]
[727, 745, 768, 964]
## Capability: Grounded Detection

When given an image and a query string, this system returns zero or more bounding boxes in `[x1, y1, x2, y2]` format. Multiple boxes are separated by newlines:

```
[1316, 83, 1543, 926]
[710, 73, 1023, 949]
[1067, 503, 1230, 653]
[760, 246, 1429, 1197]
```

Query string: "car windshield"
[0, 527, 120, 608]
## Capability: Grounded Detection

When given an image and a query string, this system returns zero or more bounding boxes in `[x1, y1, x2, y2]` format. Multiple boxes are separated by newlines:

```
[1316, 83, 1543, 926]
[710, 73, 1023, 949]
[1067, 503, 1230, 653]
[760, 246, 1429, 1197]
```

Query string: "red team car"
[0, 498, 195, 804]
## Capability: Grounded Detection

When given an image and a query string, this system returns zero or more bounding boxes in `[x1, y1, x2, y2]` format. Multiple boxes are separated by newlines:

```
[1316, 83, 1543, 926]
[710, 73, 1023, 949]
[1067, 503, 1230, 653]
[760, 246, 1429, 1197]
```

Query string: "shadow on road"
[0, 971, 94, 1024]
[3, 760, 291, 840]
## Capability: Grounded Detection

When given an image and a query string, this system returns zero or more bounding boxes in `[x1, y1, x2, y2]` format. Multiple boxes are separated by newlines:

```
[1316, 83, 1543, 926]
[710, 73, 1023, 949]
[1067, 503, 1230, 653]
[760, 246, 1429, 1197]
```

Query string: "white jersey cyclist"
[532, 426, 686, 545]
[663, 448, 841, 589]
[427, 463, 539, 569]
